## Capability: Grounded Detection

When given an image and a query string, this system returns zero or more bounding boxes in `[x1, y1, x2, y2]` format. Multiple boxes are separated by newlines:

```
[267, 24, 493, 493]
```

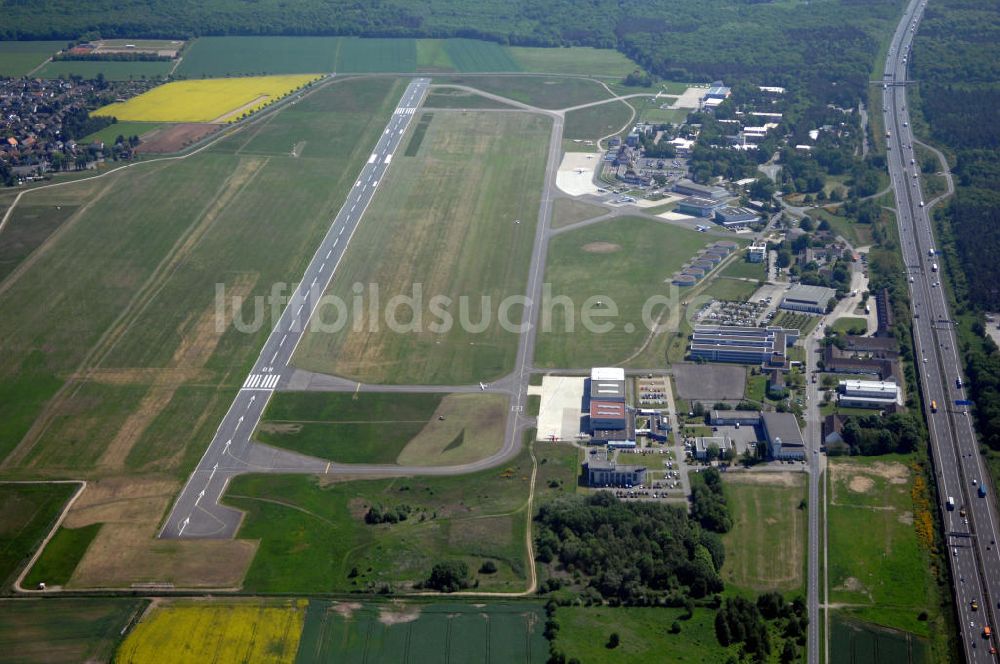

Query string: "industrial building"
[761, 411, 805, 460]
[590, 400, 627, 430]
[837, 379, 902, 408]
[673, 179, 730, 201]
[709, 410, 761, 426]
[677, 196, 727, 218]
[694, 436, 734, 460]
[590, 367, 626, 402]
[587, 367, 634, 447]
[689, 325, 800, 366]
[779, 284, 836, 314]
[714, 206, 761, 230]
[583, 459, 647, 487]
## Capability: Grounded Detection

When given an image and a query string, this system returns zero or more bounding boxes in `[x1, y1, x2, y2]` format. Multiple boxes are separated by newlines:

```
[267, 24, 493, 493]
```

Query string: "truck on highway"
[947, 496, 955, 510]
[931, 400, 938, 412]
[886, 130, 892, 138]
[932, 263, 938, 272]
[980, 485, 988, 498]
[929, 247, 935, 257]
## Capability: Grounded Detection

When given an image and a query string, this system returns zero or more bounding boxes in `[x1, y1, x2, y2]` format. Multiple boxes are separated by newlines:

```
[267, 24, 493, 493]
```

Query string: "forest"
[0, 0, 900, 107]
[534, 489, 728, 603]
[912, 0, 1000, 309]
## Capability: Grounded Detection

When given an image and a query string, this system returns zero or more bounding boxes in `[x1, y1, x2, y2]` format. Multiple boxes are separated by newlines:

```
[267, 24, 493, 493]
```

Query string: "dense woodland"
[910, 0, 1000, 456]
[912, 0, 1000, 309]
[534, 487, 728, 603]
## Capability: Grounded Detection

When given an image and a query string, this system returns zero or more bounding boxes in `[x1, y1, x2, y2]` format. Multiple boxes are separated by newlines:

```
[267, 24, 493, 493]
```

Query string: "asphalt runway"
[160, 77, 431, 539]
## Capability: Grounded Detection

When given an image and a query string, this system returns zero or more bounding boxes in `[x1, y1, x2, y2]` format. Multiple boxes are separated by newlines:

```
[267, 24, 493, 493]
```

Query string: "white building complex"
[837, 379, 902, 408]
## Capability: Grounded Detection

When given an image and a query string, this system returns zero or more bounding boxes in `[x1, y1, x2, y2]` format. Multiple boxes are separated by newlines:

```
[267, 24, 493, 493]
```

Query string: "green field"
[293, 110, 550, 385]
[828, 456, 940, 636]
[256, 391, 507, 466]
[22, 523, 100, 587]
[563, 100, 633, 141]
[37, 59, 173, 80]
[435, 39, 520, 72]
[0, 482, 77, 590]
[81, 121, 163, 145]
[434, 75, 612, 109]
[337, 38, 417, 73]
[534, 217, 709, 368]
[807, 207, 873, 247]
[718, 256, 766, 281]
[831, 614, 928, 664]
[722, 474, 807, 594]
[0, 41, 62, 76]
[175, 36, 634, 77]
[551, 606, 737, 663]
[700, 275, 758, 302]
[296, 601, 546, 663]
[228, 447, 523, 592]
[551, 198, 608, 229]
[176, 36, 340, 77]
[422, 87, 514, 109]
[0, 76, 404, 474]
[0, 598, 145, 664]
[227, 442, 577, 593]
[0, 204, 79, 284]
[508, 46, 638, 77]
[832, 316, 869, 335]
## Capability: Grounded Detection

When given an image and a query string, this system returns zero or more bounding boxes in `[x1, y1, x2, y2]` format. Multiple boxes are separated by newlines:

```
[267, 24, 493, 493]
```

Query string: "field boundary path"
[160, 78, 432, 539]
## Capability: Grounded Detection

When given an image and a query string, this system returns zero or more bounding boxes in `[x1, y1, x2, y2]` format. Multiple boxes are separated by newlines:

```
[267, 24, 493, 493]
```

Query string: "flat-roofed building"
[689, 325, 799, 365]
[677, 196, 728, 218]
[780, 284, 836, 314]
[590, 400, 627, 430]
[673, 178, 731, 201]
[837, 379, 902, 408]
[584, 459, 647, 487]
[714, 206, 761, 230]
[694, 435, 734, 460]
[761, 411, 805, 460]
[709, 410, 761, 426]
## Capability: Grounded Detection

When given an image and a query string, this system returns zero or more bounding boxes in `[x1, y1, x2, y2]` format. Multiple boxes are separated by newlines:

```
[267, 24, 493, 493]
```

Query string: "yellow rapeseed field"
[94, 74, 321, 123]
[115, 599, 307, 663]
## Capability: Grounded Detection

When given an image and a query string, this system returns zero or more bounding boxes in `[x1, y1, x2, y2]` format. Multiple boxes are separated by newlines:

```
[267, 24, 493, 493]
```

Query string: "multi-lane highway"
[160, 78, 431, 539]
[883, 1, 1000, 659]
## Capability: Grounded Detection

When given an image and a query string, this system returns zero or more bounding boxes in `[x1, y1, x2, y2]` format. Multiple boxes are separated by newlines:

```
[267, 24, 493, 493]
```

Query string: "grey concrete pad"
[673, 362, 747, 401]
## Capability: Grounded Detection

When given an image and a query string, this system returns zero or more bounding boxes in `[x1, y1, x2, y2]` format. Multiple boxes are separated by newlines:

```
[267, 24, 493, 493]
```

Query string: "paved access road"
[883, 2, 1000, 660]
[160, 78, 431, 539]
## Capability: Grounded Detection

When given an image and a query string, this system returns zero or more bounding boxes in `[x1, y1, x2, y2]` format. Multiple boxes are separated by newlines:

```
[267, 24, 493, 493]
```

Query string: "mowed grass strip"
[258, 391, 506, 466]
[433, 75, 614, 109]
[116, 599, 306, 664]
[0, 483, 77, 590]
[0, 598, 146, 664]
[534, 217, 709, 369]
[721, 472, 807, 594]
[293, 110, 551, 385]
[508, 46, 639, 77]
[94, 75, 321, 123]
[564, 100, 633, 141]
[255, 392, 444, 464]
